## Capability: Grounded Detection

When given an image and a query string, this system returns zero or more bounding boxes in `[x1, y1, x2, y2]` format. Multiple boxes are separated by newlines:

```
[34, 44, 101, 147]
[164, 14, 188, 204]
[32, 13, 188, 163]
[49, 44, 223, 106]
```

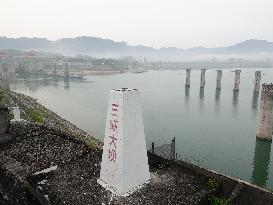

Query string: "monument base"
[97, 178, 150, 197]
[10, 119, 25, 122]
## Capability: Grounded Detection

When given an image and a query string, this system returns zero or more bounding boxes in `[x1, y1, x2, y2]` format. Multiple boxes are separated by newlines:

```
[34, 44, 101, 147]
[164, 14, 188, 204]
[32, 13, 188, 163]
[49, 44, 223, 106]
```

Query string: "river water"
[10, 68, 273, 190]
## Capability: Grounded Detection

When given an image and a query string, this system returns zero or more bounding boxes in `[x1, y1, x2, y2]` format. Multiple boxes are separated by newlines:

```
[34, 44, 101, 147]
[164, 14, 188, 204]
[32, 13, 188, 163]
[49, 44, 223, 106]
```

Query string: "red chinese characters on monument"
[108, 103, 119, 162]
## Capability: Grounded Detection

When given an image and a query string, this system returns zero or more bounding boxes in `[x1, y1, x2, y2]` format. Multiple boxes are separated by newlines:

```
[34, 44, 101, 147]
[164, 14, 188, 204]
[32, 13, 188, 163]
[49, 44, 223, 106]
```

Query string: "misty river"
[10, 68, 273, 190]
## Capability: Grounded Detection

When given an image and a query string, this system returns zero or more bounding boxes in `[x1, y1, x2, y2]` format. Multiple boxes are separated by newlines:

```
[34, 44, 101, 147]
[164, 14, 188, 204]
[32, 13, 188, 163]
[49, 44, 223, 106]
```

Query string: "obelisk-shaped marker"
[98, 88, 150, 196]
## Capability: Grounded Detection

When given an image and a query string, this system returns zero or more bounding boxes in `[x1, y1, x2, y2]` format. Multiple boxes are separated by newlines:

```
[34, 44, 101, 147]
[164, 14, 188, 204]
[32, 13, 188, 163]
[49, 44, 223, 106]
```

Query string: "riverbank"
[3, 91, 101, 149]
[1, 90, 273, 204]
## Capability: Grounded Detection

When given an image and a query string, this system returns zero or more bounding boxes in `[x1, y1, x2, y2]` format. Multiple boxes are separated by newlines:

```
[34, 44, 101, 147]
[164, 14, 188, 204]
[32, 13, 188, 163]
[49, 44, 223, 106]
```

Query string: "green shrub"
[206, 179, 219, 189]
[86, 138, 99, 150]
[28, 109, 46, 123]
[210, 196, 229, 205]
[0, 88, 5, 102]
[0, 87, 10, 106]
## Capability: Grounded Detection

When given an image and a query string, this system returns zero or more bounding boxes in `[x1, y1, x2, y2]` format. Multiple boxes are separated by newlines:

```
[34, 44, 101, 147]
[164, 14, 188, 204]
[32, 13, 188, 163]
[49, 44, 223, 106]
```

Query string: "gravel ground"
[0, 91, 214, 204]
[0, 122, 213, 205]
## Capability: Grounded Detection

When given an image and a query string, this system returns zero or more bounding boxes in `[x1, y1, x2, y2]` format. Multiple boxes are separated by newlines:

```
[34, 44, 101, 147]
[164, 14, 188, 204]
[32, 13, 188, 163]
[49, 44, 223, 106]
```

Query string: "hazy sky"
[1, 0, 273, 48]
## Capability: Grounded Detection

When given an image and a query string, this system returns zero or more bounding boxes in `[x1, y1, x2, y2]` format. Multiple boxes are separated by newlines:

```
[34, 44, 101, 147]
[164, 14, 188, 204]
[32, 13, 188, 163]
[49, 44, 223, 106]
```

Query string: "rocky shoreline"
[0, 91, 214, 204]
[1, 90, 273, 204]
[5, 91, 101, 149]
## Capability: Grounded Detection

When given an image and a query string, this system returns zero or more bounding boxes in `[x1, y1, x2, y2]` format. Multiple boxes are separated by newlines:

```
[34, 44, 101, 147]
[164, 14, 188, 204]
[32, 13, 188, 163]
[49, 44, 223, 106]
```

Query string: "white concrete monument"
[11, 107, 23, 122]
[98, 88, 150, 196]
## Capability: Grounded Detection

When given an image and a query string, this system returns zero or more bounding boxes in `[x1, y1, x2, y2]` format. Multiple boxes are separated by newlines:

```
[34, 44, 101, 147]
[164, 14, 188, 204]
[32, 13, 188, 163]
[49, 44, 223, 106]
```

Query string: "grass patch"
[86, 138, 99, 150]
[209, 196, 229, 205]
[0, 87, 10, 106]
[0, 88, 5, 102]
[206, 179, 219, 189]
[27, 108, 46, 123]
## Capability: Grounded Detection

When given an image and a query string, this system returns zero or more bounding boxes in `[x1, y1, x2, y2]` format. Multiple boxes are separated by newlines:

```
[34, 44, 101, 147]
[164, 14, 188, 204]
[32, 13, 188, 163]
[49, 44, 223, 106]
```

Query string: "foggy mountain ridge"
[1, 36, 273, 61]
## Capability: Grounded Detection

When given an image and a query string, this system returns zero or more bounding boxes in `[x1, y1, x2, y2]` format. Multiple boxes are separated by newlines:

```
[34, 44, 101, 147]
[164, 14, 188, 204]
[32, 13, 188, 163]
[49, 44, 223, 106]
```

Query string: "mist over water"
[10, 68, 273, 190]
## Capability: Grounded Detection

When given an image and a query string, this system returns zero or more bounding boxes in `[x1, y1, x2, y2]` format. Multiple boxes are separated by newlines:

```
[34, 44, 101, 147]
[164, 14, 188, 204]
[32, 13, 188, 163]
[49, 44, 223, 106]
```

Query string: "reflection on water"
[232, 90, 239, 105]
[232, 90, 239, 118]
[251, 91, 260, 119]
[15, 75, 82, 92]
[251, 139, 272, 187]
[184, 86, 190, 109]
[215, 89, 221, 101]
[64, 79, 70, 90]
[199, 87, 205, 98]
[52, 77, 58, 87]
[199, 87, 205, 112]
[214, 89, 221, 115]
[252, 92, 260, 110]
[185, 86, 190, 98]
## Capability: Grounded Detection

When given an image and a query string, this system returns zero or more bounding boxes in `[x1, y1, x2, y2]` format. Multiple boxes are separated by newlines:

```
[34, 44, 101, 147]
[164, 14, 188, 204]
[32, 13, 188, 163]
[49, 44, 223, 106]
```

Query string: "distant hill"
[1, 36, 273, 61]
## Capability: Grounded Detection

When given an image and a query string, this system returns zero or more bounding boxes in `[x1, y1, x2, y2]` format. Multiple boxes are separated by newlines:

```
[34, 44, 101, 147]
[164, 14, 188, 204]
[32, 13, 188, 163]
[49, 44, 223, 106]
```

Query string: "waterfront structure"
[254, 71, 262, 92]
[52, 63, 57, 77]
[185, 69, 191, 87]
[256, 84, 273, 140]
[233, 70, 241, 91]
[200, 69, 206, 88]
[98, 88, 150, 196]
[216, 70, 222, 89]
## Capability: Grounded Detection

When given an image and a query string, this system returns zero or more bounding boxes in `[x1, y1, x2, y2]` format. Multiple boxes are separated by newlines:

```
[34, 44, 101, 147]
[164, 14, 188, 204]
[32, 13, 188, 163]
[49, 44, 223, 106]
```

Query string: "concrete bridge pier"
[233, 70, 241, 91]
[185, 69, 191, 87]
[254, 71, 262, 92]
[256, 84, 273, 140]
[216, 70, 222, 89]
[200, 69, 206, 88]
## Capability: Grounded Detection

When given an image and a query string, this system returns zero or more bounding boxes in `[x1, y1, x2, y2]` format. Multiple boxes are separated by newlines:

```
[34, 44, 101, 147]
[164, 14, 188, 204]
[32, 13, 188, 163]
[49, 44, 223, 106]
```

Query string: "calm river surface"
[11, 68, 273, 190]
